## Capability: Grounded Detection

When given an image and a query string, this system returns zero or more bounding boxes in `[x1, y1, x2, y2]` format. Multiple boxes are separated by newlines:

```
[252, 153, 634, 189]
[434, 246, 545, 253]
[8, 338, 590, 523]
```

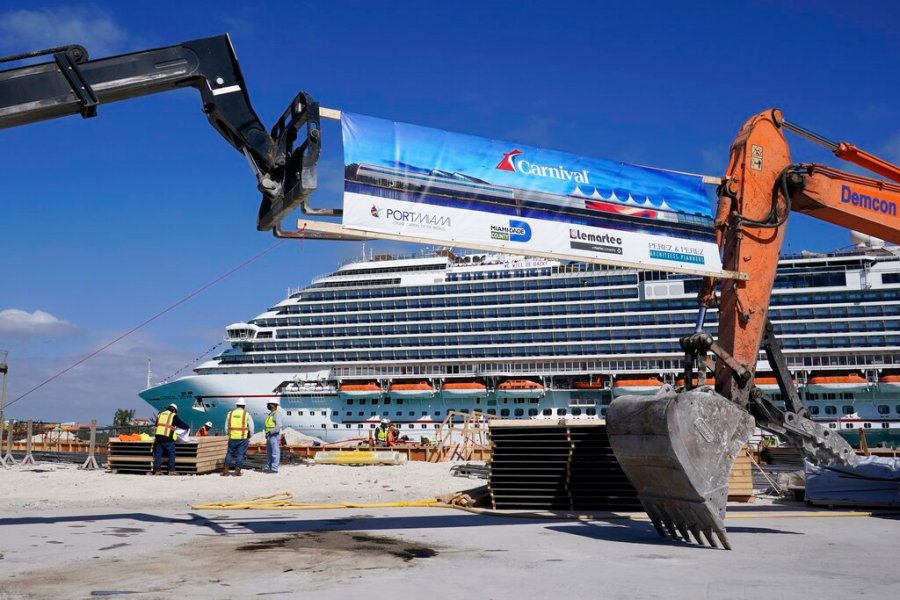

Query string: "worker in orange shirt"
[195, 421, 212, 437]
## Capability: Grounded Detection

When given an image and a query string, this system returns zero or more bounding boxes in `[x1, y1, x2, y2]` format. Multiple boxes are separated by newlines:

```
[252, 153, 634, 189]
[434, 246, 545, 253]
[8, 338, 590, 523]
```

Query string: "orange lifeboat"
[675, 375, 710, 389]
[442, 381, 488, 397]
[612, 376, 664, 396]
[806, 372, 869, 393]
[389, 381, 435, 398]
[573, 376, 605, 390]
[752, 373, 797, 393]
[338, 381, 382, 398]
[496, 379, 545, 398]
[878, 373, 900, 392]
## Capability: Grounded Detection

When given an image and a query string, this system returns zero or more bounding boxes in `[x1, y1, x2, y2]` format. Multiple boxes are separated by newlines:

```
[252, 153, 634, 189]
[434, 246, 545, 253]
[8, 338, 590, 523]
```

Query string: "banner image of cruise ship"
[340, 113, 724, 275]
[140, 238, 900, 447]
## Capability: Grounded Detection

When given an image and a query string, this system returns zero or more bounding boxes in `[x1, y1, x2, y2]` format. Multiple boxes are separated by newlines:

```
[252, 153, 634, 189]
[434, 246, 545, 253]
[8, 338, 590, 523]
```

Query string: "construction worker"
[196, 421, 212, 437]
[222, 398, 254, 476]
[152, 403, 189, 475]
[375, 418, 391, 447]
[264, 399, 284, 473]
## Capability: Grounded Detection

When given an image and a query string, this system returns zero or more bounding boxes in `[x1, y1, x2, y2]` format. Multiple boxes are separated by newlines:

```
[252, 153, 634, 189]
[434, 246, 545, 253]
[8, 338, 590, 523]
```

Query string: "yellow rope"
[191, 492, 895, 521]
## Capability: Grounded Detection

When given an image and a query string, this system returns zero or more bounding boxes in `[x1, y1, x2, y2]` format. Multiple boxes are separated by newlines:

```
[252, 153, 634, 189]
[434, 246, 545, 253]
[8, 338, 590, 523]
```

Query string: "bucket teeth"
[607, 386, 755, 551]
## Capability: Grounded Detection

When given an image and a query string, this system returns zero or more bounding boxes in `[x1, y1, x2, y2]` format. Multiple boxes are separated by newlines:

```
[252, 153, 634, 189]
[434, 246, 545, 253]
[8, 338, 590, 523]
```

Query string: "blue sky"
[1, 1, 898, 423]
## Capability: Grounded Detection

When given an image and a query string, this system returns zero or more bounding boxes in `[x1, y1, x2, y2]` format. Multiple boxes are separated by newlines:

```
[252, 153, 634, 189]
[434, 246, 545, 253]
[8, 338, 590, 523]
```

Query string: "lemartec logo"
[490, 220, 532, 243]
[496, 148, 590, 184]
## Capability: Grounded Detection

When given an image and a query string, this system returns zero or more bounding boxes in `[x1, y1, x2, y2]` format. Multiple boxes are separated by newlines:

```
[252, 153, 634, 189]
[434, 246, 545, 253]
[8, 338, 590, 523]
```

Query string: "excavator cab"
[607, 109, 900, 549]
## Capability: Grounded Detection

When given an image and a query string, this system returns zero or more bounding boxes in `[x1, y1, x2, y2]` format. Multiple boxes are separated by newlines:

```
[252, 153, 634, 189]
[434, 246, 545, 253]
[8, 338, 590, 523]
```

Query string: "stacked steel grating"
[488, 420, 641, 511]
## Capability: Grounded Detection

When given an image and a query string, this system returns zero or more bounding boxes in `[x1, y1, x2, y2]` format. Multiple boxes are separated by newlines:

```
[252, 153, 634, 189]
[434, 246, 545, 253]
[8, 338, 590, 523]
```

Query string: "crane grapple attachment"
[607, 385, 754, 550]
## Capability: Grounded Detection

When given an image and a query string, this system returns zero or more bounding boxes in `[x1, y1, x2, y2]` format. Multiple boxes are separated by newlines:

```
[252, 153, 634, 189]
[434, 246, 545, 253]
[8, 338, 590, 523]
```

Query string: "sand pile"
[247, 427, 325, 446]
[0, 460, 480, 514]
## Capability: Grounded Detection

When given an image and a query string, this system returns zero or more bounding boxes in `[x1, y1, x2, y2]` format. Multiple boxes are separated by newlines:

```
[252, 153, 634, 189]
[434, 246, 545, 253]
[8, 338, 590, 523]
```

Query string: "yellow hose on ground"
[191, 492, 891, 520]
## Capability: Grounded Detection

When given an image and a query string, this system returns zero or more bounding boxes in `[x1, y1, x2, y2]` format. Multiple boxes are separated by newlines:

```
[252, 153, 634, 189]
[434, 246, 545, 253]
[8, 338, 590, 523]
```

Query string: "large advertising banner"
[341, 112, 723, 274]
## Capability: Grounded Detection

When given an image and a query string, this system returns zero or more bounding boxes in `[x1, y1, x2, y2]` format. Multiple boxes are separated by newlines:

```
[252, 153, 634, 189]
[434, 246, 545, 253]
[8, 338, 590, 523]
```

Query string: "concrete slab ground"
[1, 504, 898, 599]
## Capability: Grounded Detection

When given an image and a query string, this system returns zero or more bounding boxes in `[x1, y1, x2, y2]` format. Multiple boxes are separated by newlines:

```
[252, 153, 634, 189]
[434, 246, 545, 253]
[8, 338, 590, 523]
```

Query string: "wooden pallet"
[108, 438, 227, 475]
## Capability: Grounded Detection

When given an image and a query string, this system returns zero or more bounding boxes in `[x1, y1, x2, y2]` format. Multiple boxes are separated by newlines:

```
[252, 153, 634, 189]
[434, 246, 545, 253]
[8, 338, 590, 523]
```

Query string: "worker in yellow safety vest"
[263, 399, 284, 473]
[152, 403, 189, 475]
[375, 418, 392, 447]
[222, 398, 254, 476]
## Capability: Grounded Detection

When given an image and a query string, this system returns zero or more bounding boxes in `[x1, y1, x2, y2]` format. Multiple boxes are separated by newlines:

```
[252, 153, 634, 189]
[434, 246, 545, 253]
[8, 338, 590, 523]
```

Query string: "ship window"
[500, 409, 510, 417]
[358, 424, 363, 428]
[542, 408, 552, 416]
[397, 398, 404, 404]
[359, 399, 366, 405]
[556, 408, 566, 416]
[487, 409, 497, 415]
[346, 424, 352, 428]
[528, 409, 538, 417]
[358, 412, 364, 416]
[586, 408, 597, 416]
[863, 422, 872, 429]
[333, 424, 338, 428]
[877, 405, 890, 415]
[321, 424, 326, 429]
[370, 424, 376, 429]
[321, 411, 327, 416]
[896, 405, 900, 414]
[514, 408, 524, 416]
[882, 423, 890, 429]
[828, 423, 836, 429]
[421, 424, 428, 429]
[332, 411, 338, 416]
[285, 411, 291, 416]
[384, 398, 391, 404]
[572, 408, 582, 416]
[298, 411, 304, 416]
[844, 423, 853, 429]
[600, 408, 607, 416]
[808, 406, 820, 415]
[825, 406, 837, 415]
[435, 411, 441, 416]
[842, 405, 854, 415]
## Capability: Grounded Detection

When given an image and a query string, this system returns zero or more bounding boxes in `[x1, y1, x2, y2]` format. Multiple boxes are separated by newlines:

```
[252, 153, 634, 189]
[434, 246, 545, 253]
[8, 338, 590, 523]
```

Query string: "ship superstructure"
[140, 241, 900, 446]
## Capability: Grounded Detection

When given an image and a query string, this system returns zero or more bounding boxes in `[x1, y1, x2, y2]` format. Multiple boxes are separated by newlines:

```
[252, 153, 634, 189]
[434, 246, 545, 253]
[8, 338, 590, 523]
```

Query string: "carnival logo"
[496, 148, 590, 184]
[496, 149, 522, 172]
[490, 219, 532, 243]
[370, 205, 380, 218]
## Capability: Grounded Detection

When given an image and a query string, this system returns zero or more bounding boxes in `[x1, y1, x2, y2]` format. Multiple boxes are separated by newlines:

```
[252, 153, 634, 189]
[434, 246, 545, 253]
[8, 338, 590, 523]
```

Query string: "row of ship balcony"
[273, 371, 900, 399]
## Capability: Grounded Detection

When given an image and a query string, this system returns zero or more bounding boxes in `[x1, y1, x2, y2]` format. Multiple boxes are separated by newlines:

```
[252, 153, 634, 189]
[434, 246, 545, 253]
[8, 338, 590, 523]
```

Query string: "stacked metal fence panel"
[488, 420, 641, 511]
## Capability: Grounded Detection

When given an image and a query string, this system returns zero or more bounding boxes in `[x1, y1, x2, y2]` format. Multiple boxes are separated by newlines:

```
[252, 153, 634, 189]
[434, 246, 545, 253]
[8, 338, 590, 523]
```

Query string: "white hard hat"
[268, 399, 280, 406]
[167, 403, 177, 411]
[235, 398, 246, 406]
[381, 418, 389, 424]
[204, 421, 212, 427]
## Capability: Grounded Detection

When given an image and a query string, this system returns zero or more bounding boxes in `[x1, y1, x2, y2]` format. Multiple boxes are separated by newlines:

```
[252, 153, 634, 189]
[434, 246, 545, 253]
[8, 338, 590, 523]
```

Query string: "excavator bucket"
[607, 385, 754, 549]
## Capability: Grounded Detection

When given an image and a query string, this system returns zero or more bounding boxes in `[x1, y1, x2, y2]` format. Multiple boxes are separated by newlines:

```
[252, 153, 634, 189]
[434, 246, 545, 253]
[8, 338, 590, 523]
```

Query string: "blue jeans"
[226, 438, 249, 470]
[153, 437, 176, 473]
[266, 434, 281, 472]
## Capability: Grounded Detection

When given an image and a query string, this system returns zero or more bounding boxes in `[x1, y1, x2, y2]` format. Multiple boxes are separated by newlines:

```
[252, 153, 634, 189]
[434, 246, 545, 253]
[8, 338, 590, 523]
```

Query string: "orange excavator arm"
[607, 109, 900, 550]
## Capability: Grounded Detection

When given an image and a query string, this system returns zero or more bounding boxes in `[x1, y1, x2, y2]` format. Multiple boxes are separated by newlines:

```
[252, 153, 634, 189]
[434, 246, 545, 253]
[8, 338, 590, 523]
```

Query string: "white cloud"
[0, 7, 129, 57]
[0, 308, 74, 335]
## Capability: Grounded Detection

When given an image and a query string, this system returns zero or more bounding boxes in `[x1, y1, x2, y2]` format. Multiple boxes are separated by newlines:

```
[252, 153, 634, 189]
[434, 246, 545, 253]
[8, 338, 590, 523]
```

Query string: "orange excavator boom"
[608, 109, 900, 549]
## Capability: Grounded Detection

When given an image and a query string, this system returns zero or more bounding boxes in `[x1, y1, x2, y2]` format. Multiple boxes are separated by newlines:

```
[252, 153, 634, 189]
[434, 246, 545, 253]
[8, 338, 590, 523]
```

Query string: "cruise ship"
[140, 238, 900, 447]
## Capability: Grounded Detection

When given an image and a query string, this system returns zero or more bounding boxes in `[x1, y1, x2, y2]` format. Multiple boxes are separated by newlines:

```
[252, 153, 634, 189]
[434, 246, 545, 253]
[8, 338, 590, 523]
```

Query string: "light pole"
[0, 350, 13, 467]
